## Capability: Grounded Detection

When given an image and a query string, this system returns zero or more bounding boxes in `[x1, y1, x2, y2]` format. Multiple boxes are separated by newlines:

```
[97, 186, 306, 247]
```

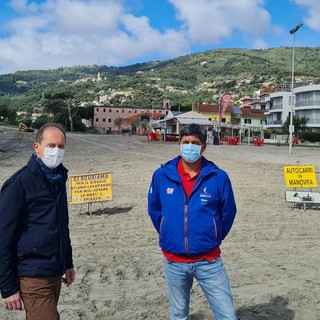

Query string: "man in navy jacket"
[0, 123, 75, 320]
[148, 124, 237, 320]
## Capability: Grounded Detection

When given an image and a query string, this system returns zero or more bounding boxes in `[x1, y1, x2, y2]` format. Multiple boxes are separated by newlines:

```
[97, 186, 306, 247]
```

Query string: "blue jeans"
[164, 257, 237, 320]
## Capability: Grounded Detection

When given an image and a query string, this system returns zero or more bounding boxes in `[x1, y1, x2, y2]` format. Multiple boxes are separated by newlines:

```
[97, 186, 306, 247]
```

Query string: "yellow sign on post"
[283, 166, 317, 188]
[69, 172, 113, 204]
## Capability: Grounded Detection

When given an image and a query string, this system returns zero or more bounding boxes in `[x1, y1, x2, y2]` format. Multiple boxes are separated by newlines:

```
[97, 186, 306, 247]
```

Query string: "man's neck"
[182, 158, 203, 177]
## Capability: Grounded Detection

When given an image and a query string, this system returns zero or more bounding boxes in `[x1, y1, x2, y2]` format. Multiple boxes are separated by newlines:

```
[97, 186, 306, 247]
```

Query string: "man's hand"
[62, 268, 75, 287]
[3, 291, 22, 311]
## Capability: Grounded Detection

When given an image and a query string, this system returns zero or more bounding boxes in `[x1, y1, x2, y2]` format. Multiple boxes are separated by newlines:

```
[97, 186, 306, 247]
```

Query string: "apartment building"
[265, 90, 291, 130]
[294, 84, 320, 132]
[264, 84, 320, 132]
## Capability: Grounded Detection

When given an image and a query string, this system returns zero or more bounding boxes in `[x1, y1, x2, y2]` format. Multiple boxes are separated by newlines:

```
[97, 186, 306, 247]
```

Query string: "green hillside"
[0, 47, 319, 112]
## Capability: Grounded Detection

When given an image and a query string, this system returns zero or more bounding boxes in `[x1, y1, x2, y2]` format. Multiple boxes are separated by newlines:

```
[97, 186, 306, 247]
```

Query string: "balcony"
[269, 104, 283, 110]
[267, 120, 283, 125]
[306, 119, 320, 125]
[295, 100, 320, 108]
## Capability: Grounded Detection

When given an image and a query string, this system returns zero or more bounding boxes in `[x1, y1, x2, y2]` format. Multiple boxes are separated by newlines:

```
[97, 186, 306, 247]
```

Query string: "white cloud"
[9, 0, 40, 14]
[252, 38, 268, 50]
[0, 0, 189, 73]
[168, 0, 276, 47]
[0, 0, 317, 74]
[293, 0, 320, 31]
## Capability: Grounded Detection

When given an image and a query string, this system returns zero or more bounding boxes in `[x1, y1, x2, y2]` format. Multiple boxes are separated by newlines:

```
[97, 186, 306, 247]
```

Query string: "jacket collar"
[27, 154, 68, 178]
[162, 155, 217, 181]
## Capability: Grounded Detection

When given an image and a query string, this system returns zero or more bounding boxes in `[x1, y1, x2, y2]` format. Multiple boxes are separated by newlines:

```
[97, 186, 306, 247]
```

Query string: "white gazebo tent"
[152, 111, 212, 141]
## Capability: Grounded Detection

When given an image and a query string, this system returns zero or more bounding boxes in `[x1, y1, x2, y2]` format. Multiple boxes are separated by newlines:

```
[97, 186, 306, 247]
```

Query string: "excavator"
[18, 122, 35, 132]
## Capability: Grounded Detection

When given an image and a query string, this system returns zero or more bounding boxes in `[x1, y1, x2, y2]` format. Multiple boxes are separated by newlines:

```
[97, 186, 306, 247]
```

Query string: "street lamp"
[289, 23, 303, 157]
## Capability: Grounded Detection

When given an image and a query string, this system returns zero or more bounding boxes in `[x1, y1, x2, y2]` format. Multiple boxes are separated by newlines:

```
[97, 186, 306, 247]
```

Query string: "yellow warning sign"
[69, 172, 113, 204]
[283, 166, 317, 188]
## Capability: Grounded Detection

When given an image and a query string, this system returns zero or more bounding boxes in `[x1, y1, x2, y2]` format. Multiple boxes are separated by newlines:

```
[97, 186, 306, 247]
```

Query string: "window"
[95, 118, 99, 122]
[103, 109, 106, 112]
[109, 109, 112, 112]
[103, 119, 106, 122]
[108, 119, 111, 122]
[140, 114, 150, 121]
[244, 119, 251, 124]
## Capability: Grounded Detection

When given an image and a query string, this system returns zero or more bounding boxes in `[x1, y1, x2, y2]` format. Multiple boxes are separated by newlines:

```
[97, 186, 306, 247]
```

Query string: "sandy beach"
[1, 127, 320, 320]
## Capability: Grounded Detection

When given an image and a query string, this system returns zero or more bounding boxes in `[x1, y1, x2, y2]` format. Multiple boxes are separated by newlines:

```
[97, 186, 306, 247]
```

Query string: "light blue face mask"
[180, 144, 202, 163]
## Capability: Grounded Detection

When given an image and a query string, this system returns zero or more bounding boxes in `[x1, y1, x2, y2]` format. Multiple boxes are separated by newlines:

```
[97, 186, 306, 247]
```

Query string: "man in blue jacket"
[0, 123, 75, 320]
[148, 123, 237, 320]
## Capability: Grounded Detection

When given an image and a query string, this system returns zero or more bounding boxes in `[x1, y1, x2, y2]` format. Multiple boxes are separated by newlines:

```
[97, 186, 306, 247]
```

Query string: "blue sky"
[0, 0, 319, 75]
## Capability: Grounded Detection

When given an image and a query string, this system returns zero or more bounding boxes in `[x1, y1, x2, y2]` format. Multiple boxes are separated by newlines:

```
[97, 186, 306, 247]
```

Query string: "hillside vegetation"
[0, 47, 320, 112]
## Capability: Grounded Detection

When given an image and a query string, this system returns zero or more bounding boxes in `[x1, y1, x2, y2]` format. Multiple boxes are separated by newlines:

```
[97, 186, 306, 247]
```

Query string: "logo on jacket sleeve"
[166, 188, 174, 194]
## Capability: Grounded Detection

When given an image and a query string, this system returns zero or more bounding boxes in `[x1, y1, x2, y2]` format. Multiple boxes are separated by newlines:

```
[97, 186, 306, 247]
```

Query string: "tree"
[76, 105, 94, 121]
[43, 90, 78, 131]
[65, 96, 76, 132]
[282, 115, 308, 142]
[33, 115, 49, 129]
[0, 104, 17, 124]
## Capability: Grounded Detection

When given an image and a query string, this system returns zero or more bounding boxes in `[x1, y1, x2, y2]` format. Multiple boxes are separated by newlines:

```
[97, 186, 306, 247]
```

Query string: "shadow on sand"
[80, 205, 134, 216]
[188, 296, 294, 320]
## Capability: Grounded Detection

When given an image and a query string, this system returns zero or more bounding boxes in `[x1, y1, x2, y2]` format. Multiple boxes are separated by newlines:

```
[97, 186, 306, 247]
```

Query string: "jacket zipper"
[183, 176, 204, 255]
[184, 197, 189, 254]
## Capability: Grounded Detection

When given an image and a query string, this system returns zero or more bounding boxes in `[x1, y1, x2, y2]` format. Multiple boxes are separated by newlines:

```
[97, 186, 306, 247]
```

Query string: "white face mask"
[41, 147, 65, 169]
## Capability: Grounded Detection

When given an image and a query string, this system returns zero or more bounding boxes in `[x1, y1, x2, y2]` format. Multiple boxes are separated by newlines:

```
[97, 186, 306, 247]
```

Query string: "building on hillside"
[239, 95, 260, 108]
[81, 119, 92, 128]
[294, 84, 320, 132]
[93, 106, 166, 133]
[251, 90, 269, 110]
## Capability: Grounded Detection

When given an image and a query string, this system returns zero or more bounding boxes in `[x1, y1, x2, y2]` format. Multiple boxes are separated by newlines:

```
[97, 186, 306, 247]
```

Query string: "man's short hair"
[179, 124, 207, 144]
[35, 123, 66, 143]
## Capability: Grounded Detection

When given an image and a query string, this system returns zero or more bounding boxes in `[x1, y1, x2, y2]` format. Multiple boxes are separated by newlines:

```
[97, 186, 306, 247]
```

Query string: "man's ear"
[33, 142, 40, 156]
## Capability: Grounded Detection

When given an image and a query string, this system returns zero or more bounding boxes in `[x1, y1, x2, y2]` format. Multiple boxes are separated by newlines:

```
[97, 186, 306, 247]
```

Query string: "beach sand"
[1, 127, 320, 320]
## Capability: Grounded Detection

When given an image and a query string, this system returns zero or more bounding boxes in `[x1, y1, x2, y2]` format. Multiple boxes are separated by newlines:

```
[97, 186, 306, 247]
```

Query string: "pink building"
[94, 106, 166, 133]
